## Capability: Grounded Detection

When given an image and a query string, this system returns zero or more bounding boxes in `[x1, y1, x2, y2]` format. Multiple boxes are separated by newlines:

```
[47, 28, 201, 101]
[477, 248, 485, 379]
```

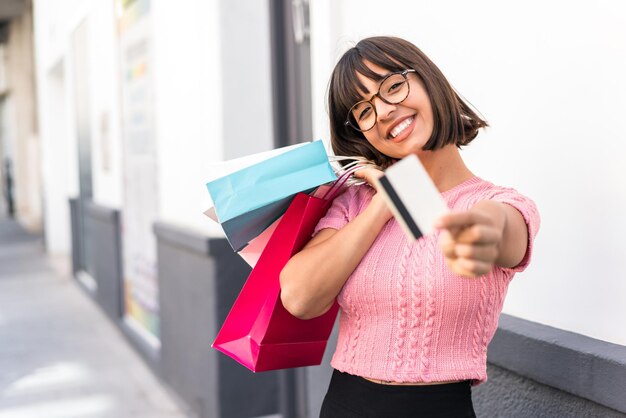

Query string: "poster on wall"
[117, 0, 160, 345]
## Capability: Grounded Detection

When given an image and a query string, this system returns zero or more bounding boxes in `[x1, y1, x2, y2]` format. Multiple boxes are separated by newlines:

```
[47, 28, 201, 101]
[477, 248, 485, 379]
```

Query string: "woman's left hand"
[434, 208, 504, 278]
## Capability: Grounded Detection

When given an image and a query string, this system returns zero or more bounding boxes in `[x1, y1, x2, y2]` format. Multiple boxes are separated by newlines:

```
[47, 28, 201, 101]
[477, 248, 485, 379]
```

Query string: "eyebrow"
[356, 70, 393, 97]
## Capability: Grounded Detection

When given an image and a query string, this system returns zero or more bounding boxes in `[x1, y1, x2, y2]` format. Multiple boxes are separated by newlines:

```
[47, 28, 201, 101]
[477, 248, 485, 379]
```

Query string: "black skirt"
[320, 370, 476, 418]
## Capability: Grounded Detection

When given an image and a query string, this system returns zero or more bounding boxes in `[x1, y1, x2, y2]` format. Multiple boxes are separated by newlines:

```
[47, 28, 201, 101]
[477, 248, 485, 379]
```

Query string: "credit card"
[374, 154, 449, 240]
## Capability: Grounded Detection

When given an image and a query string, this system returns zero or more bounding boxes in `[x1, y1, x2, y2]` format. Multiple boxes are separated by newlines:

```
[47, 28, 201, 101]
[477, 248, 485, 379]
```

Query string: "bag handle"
[329, 155, 380, 187]
[320, 166, 356, 201]
[321, 163, 373, 203]
[328, 155, 372, 164]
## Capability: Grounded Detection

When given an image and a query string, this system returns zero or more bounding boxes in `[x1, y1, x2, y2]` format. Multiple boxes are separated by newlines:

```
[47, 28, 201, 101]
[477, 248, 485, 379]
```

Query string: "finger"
[353, 167, 383, 180]
[455, 257, 493, 276]
[455, 224, 502, 245]
[453, 243, 499, 263]
[434, 211, 492, 230]
[353, 168, 384, 188]
[445, 259, 476, 278]
[438, 230, 457, 259]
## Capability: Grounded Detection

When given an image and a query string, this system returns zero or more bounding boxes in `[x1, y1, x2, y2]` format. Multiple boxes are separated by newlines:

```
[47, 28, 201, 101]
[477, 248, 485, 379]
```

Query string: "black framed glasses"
[344, 69, 416, 132]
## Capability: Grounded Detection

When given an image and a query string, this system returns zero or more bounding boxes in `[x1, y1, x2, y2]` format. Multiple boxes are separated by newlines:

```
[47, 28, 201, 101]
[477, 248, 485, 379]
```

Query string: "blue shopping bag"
[206, 140, 336, 250]
[220, 195, 295, 252]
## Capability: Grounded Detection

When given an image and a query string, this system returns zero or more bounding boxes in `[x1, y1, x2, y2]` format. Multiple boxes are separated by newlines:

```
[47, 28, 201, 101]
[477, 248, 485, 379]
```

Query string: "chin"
[393, 138, 427, 157]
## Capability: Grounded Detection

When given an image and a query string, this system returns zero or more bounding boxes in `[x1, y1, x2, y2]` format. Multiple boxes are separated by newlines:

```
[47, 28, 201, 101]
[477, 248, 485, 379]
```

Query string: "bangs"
[332, 45, 408, 117]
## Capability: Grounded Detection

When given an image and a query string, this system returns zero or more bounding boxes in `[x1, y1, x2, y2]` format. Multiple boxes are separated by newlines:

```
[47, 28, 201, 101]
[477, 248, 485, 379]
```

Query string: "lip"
[386, 114, 417, 142]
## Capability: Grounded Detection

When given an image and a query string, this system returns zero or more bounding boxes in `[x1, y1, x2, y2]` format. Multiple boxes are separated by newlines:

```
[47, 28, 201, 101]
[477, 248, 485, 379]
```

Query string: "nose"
[373, 96, 396, 123]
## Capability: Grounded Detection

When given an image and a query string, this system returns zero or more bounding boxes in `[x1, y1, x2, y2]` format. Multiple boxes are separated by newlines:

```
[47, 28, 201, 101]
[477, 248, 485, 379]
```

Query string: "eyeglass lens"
[349, 72, 410, 132]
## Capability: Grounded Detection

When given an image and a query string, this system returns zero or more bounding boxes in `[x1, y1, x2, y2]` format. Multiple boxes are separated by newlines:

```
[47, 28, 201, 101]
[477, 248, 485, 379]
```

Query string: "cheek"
[363, 132, 388, 151]
[423, 106, 435, 126]
[421, 100, 435, 126]
[364, 136, 404, 158]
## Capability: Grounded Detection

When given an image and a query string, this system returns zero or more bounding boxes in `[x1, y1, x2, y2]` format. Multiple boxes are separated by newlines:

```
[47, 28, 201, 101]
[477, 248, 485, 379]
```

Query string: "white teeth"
[390, 116, 414, 138]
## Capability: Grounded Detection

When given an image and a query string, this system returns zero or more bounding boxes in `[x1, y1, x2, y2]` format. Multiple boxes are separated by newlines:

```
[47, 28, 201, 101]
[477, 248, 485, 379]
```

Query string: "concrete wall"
[482, 314, 626, 415]
[154, 221, 279, 418]
[471, 313, 626, 416]
[473, 364, 625, 418]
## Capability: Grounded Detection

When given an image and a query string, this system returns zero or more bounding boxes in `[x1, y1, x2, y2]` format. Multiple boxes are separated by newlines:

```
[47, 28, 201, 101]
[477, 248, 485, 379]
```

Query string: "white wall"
[35, 0, 275, 246]
[36, 0, 124, 253]
[34, 0, 88, 254]
[152, 0, 274, 234]
[310, 0, 626, 346]
[39, 61, 72, 255]
[219, 0, 274, 161]
[150, 0, 224, 235]
[88, 0, 124, 208]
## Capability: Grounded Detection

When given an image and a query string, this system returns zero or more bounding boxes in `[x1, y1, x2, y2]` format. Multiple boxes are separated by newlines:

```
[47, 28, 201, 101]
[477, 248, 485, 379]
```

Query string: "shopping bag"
[205, 148, 375, 251]
[204, 142, 308, 186]
[206, 140, 336, 225]
[202, 193, 306, 253]
[235, 183, 336, 268]
[219, 195, 297, 251]
[211, 183, 350, 371]
[201, 184, 338, 267]
[237, 216, 282, 268]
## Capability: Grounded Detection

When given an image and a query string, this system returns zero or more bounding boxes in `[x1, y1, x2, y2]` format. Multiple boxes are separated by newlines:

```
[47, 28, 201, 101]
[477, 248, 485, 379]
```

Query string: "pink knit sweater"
[313, 176, 540, 385]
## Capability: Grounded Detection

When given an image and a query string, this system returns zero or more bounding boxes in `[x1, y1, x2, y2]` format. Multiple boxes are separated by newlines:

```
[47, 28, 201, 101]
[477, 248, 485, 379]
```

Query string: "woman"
[280, 36, 540, 417]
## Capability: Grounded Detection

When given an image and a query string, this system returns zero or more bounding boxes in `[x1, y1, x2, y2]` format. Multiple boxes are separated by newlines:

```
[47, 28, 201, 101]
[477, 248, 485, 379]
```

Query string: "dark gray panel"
[152, 221, 211, 255]
[473, 364, 625, 418]
[83, 201, 123, 321]
[488, 314, 626, 414]
[154, 222, 279, 418]
[269, 0, 312, 149]
[156, 237, 218, 418]
[69, 198, 85, 275]
[72, 199, 159, 370]
[304, 319, 339, 418]
[68, 198, 81, 275]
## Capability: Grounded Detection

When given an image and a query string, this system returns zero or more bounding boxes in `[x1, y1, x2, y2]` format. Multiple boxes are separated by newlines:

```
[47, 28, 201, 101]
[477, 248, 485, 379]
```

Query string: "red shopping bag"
[236, 184, 335, 268]
[212, 191, 340, 371]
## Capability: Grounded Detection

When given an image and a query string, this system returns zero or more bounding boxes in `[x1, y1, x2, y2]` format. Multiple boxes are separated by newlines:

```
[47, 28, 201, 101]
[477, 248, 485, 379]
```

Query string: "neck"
[415, 145, 474, 193]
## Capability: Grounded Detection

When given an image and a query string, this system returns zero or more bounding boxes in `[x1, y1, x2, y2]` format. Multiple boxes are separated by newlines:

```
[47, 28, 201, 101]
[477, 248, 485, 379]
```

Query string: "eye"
[353, 103, 372, 122]
[357, 105, 373, 121]
[387, 81, 404, 93]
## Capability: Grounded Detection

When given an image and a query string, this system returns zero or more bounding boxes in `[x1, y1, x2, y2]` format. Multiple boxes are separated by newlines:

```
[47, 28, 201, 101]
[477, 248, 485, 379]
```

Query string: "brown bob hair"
[328, 36, 488, 169]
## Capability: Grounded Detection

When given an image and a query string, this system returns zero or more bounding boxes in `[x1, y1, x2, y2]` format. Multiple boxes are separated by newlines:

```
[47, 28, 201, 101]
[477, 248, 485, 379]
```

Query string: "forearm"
[471, 200, 528, 268]
[280, 197, 390, 319]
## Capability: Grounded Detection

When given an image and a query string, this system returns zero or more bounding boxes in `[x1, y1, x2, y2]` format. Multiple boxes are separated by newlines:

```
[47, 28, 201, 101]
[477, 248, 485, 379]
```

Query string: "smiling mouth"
[389, 116, 415, 140]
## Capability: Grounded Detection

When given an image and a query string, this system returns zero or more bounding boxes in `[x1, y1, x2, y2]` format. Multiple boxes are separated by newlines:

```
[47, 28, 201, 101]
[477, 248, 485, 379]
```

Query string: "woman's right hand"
[353, 167, 394, 222]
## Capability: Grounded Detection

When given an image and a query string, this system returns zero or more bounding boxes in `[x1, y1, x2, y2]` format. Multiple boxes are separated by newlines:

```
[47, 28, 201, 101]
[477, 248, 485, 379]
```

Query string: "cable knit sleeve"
[487, 186, 541, 273]
[312, 185, 360, 236]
